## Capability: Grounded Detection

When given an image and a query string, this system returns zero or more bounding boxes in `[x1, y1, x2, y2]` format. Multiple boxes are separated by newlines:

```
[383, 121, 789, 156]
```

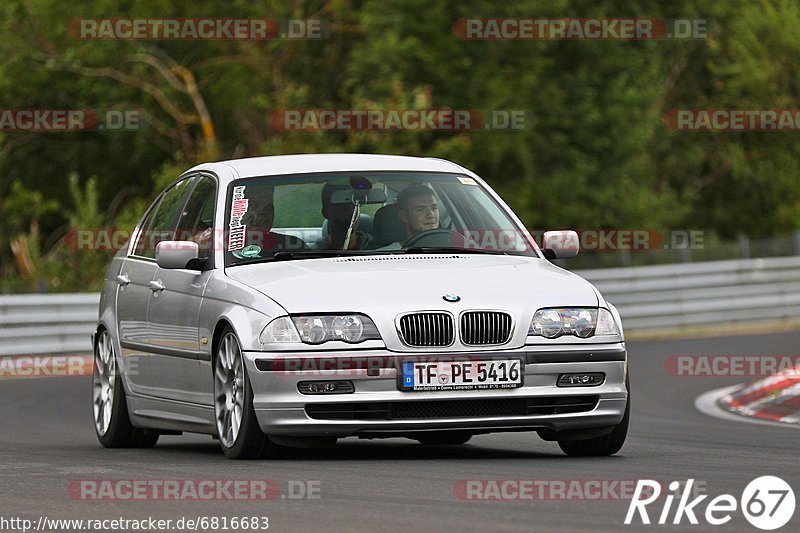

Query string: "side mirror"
[542, 230, 579, 259]
[156, 241, 200, 269]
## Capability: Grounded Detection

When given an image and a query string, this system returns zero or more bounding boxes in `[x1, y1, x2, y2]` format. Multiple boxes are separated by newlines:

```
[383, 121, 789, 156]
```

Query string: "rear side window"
[132, 177, 195, 258]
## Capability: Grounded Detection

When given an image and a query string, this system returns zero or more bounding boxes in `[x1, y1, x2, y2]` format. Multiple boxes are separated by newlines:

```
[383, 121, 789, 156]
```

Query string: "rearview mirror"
[542, 230, 579, 259]
[156, 241, 200, 269]
[329, 188, 387, 205]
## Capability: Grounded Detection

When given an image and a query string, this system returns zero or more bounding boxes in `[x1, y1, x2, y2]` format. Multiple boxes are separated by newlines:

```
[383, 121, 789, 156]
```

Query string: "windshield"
[224, 172, 537, 266]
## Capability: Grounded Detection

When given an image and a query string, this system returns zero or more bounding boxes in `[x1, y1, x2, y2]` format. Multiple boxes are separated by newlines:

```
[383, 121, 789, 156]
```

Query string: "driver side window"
[132, 177, 194, 259]
[176, 176, 216, 259]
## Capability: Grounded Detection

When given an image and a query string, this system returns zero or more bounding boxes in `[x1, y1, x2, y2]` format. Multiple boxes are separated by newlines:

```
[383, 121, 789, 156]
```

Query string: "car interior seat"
[317, 213, 374, 248]
[372, 204, 405, 247]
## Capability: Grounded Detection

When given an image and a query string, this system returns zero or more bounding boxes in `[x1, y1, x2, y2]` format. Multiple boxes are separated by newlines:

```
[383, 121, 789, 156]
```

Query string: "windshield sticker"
[458, 176, 477, 185]
[228, 185, 248, 251]
[240, 244, 261, 258]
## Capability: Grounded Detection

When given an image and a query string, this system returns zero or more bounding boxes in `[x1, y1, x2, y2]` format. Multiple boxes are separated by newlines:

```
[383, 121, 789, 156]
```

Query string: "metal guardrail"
[1, 255, 799, 355]
[577, 256, 800, 333]
[0, 293, 99, 355]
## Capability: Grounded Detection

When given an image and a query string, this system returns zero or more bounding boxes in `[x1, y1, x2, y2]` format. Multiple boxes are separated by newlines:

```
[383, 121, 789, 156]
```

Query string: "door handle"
[116, 274, 130, 286]
[148, 280, 165, 292]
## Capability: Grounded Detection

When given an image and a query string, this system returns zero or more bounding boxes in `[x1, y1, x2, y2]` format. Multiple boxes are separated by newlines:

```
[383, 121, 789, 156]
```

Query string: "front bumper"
[243, 343, 627, 438]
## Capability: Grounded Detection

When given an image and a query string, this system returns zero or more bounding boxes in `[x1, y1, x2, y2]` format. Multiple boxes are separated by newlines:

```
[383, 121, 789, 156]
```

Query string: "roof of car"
[188, 153, 471, 180]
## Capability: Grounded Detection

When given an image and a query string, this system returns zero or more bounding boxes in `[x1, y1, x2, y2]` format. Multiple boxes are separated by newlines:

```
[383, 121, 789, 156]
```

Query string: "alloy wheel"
[214, 332, 245, 448]
[92, 330, 116, 436]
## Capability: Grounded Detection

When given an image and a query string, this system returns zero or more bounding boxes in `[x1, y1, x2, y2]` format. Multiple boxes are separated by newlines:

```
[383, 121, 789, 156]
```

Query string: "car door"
[146, 174, 216, 403]
[118, 177, 196, 397]
[116, 197, 163, 395]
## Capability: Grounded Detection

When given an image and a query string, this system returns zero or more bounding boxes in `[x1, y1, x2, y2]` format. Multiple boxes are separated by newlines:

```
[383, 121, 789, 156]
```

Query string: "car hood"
[226, 254, 599, 350]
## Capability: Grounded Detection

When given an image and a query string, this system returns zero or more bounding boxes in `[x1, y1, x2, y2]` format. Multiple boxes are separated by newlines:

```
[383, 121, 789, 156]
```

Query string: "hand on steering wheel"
[403, 228, 464, 248]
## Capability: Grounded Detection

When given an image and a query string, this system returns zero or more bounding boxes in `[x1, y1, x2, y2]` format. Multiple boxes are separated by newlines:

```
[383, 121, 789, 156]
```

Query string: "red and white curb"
[696, 366, 800, 427]
[719, 366, 800, 424]
[0, 354, 93, 380]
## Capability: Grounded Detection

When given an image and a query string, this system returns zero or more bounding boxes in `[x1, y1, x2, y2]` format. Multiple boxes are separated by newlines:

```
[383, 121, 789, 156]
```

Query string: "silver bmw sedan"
[92, 154, 629, 459]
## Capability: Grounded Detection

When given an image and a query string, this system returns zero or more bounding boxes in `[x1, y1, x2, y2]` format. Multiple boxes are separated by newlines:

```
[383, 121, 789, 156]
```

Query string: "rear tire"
[214, 327, 278, 459]
[92, 329, 159, 448]
[557, 374, 630, 457]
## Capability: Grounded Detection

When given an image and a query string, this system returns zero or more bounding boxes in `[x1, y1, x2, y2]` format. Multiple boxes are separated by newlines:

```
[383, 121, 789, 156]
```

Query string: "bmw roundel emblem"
[442, 294, 461, 303]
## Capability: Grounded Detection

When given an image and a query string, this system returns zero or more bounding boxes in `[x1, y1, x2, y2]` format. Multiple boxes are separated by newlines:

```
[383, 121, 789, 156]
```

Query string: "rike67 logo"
[625, 477, 795, 530]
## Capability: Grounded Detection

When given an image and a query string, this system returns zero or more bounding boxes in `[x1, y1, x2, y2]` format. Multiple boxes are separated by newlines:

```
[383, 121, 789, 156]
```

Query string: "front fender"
[199, 270, 288, 358]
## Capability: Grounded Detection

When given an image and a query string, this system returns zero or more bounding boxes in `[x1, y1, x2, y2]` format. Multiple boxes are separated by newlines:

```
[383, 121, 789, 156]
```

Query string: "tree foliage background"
[1, 0, 798, 292]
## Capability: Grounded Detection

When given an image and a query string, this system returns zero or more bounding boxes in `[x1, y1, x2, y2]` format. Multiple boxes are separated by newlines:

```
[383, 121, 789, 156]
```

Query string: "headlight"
[260, 314, 381, 345]
[529, 308, 619, 339]
[331, 315, 364, 342]
[294, 316, 329, 344]
[594, 308, 619, 336]
[259, 316, 301, 343]
[535, 309, 563, 338]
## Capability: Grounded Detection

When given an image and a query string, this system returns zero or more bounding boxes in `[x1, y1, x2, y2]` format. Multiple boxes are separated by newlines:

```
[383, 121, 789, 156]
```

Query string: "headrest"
[373, 204, 405, 246]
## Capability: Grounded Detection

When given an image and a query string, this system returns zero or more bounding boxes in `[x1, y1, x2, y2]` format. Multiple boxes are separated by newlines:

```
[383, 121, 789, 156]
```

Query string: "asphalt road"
[1, 332, 799, 532]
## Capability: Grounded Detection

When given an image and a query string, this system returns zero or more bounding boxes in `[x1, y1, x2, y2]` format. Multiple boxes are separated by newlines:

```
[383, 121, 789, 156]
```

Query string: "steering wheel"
[403, 229, 462, 248]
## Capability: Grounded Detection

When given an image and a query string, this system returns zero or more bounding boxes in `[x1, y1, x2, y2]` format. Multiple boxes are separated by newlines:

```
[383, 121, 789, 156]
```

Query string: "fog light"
[298, 381, 355, 395]
[557, 373, 605, 387]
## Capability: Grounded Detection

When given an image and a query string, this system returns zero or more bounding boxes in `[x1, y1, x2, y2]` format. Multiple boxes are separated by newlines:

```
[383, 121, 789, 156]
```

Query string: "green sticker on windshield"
[240, 245, 261, 258]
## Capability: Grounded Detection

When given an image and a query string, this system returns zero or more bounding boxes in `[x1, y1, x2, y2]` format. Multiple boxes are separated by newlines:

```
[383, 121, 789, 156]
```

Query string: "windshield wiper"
[271, 250, 356, 261]
[231, 247, 516, 266]
[233, 250, 353, 265]
[402, 246, 509, 255]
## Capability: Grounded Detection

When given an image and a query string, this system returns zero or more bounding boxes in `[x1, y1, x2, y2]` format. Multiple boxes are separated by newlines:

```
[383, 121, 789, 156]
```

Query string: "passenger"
[240, 185, 307, 253]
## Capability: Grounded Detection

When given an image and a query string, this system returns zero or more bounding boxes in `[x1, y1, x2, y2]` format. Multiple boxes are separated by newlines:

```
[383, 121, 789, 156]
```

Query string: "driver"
[397, 184, 440, 243]
[372, 184, 442, 251]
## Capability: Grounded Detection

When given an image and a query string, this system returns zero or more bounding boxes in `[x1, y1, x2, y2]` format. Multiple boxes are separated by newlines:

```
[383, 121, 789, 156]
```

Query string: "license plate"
[400, 359, 523, 391]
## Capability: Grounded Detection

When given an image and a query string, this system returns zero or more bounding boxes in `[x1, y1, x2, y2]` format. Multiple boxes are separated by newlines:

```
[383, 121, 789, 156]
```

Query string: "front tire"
[214, 327, 276, 459]
[557, 374, 630, 457]
[92, 329, 158, 448]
